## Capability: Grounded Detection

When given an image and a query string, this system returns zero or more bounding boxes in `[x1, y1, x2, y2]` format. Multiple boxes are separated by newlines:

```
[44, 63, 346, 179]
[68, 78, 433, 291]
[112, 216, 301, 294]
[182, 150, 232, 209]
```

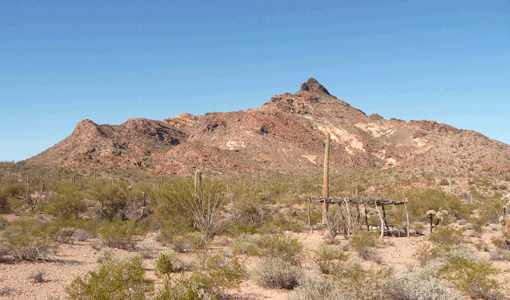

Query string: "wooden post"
[308, 198, 313, 232]
[374, 202, 384, 238]
[364, 204, 369, 231]
[382, 204, 390, 231]
[322, 133, 330, 227]
[404, 200, 410, 238]
[343, 198, 352, 238]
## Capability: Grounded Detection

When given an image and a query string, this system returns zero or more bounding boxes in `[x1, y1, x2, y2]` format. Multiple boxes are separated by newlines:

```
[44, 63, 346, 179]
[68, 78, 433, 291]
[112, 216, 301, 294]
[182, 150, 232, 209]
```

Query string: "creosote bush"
[95, 248, 112, 263]
[287, 276, 349, 300]
[383, 274, 463, 300]
[154, 249, 180, 280]
[231, 233, 302, 264]
[251, 257, 303, 290]
[170, 231, 210, 253]
[156, 252, 244, 300]
[428, 226, 465, 247]
[67, 255, 154, 300]
[2, 218, 57, 261]
[313, 243, 349, 274]
[349, 230, 380, 262]
[135, 239, 158, 258]
[99, 218, 144, 250]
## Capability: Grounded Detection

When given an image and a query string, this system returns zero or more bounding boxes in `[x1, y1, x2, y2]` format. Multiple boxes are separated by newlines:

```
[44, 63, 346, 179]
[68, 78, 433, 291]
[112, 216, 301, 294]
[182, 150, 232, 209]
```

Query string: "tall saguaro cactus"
[322, 133, 331, 226]
[194, 170, 202, 195]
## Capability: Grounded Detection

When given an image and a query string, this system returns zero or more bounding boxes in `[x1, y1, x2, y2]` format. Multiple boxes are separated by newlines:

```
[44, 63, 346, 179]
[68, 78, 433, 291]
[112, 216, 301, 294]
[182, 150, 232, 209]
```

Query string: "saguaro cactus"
[322, 133, 330, 226]
[194, 170, 202, 195]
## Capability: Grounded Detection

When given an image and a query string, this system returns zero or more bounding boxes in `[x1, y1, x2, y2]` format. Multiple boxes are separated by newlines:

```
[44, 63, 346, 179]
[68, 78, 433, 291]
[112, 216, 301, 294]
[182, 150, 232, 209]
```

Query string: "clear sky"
[1, 0, 509, 162]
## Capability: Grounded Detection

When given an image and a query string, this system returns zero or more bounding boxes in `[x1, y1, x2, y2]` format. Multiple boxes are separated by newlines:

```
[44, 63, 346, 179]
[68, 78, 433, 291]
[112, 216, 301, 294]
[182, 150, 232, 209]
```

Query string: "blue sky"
[1, 0, 509, 162]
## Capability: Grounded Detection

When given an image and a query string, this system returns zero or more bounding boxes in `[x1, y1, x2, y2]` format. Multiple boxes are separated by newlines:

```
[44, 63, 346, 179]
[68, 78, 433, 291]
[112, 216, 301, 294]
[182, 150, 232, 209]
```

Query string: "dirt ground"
[1, 225, 509, 300]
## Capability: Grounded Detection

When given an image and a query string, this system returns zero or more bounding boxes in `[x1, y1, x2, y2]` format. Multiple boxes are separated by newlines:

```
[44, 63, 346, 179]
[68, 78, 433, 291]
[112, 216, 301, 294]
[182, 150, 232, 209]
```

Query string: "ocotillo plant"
[322, 133, 330, 226]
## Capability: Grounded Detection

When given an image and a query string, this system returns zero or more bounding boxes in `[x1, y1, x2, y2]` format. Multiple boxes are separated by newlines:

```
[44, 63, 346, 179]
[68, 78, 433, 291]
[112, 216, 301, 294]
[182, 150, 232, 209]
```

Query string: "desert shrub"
[338, 262, 392, 299]
[349, 230, 380, 262]
[445, 258, 501, 300]
[447, 245, 478, 261]
[287, 276, 352, 300]
[2, 219, 57, 261]
[480, 193, 508, 223]
[490, 248, 510, 262]
[28, 269, 46, 283]
[99, 218, 144, 250]
[0, 189, 10, 213]
[439, 178, 449, 186]
[491, 236, 510, 250]
[232, 233, 302, 264]
[383, 274, 463, 300]
[226, 201, 270, 235]
[170, 231, 209, 253]
[66, 255, 154, 300]
[428, 226, 465, 247]
[74, 229, 90, 241]
[292, 260, 394, 299]
[156, 252, 244, 300]
[405, 189, 471, 222]
[95, 248, 112, 263]
[88, 180, 129, 220]
[251, 257, 303, 290]
[415, 240, 502, 299]
[53, 227, 76, 244]
[312, 243, 349, 274]
[412, 221, 425, 234]
[135, 239, 158, 258]
[0, 182, 25, 212]
[154, 249, 180, 280]
[45, 182, 86, 219]
[91, 240, 102, 251]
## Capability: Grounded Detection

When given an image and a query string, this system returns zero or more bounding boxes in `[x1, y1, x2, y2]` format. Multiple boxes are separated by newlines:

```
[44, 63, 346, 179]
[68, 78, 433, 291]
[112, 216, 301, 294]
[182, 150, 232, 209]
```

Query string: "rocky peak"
[299, 78, 331, 96]
[72, 119, 104, 136]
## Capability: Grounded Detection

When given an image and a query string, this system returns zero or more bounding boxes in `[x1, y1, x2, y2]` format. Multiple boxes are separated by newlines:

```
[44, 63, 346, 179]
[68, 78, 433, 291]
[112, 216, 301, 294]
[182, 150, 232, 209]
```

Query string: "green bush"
[383, 274, 463, 300]
[287, 276, 352, 300]
[445, 258, 501, 299]
[66, 255, 154, 300]
[428, 226, 465, 247]
[156, 253, 244, 300]
[251, 257, 303, 290]
[99, 218, 144, 250]
[170, 231, 210, 253]
[95, 248, 112, 263]
[439, 178, 449, 186]
[45, 182, 86, 219]
[88, 180, 129, 220]
[349, 230, 380, 262]
[0, 189, 10, 213]
[2, 219, 57, 261]
[135, 239, 158, 258]
[154, 249, 180, 280]
[312, 243, 349, 274]
[490, 248, 510, 262]
[232, 234, 302, 264]
[405, 189, 471, 221]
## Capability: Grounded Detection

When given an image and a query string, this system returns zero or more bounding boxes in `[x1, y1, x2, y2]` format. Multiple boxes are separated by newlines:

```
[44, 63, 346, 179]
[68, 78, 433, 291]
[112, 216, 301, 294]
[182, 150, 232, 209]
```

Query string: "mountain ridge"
[27, 78, 510, 179]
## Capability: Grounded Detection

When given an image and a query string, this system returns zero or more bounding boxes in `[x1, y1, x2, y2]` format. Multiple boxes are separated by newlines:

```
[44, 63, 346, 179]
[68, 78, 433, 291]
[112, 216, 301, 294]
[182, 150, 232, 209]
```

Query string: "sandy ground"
[1, 226, 510, 300]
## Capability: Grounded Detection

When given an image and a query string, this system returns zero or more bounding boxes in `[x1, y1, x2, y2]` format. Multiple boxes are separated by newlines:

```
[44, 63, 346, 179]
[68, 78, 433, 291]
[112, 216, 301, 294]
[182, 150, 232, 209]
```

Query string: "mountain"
[27, 78, 510, 177]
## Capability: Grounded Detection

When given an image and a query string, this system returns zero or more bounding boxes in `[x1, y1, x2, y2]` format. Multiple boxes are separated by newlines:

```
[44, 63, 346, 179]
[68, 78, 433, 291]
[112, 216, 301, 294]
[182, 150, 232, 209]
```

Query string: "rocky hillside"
[27, 78, 510, 176]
